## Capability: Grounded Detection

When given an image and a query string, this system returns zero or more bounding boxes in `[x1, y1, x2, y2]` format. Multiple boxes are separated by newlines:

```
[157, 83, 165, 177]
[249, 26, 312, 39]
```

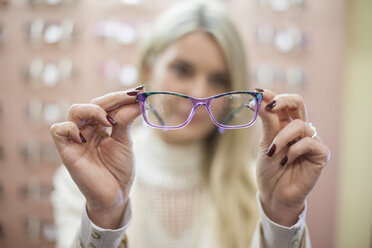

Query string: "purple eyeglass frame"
[136, 91, 263, 132]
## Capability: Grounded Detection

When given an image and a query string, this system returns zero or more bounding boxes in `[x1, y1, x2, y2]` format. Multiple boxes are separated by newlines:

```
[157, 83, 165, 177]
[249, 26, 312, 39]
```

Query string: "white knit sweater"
[52, 125, 310, 248]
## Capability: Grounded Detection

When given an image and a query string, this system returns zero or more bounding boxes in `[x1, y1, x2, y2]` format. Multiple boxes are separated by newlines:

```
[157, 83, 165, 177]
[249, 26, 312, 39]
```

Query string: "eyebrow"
[171, 58, 229, 76]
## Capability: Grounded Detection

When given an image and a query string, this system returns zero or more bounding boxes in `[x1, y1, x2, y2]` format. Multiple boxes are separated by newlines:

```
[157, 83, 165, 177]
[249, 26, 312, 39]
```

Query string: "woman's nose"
[189, 76, 211, 98]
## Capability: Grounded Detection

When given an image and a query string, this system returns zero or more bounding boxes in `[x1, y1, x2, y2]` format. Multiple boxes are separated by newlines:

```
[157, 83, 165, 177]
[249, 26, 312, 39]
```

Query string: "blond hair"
[137, 1, 258, 247]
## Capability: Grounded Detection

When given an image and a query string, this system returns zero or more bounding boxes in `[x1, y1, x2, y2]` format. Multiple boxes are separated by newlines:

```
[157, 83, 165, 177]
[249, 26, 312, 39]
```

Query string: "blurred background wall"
[336, 0, 372, 247]
[0, 0, 369, 247]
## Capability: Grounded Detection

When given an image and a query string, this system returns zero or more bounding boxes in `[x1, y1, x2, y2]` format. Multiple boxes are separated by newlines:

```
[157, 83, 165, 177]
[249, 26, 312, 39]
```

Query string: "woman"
[50, 1, 330, 248]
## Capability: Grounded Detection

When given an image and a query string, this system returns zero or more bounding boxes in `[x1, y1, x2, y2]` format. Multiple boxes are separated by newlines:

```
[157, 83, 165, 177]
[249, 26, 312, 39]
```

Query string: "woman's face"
[146, 31, 231, 144]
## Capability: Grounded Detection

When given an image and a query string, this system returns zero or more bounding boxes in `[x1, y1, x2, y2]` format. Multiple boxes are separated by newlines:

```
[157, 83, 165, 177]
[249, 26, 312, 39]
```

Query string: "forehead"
[162, 31, 228, 71]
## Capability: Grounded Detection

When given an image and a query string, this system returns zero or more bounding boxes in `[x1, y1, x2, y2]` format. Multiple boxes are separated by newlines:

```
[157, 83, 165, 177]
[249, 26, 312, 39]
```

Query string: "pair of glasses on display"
[136, 91, 263, 133]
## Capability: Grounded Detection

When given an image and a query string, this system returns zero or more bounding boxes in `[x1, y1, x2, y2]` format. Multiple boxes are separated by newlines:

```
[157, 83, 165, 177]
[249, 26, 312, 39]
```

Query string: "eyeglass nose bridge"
[189, 97, 213, 108]
[189, 98, 227, 134]
[188, 98, 214, 117]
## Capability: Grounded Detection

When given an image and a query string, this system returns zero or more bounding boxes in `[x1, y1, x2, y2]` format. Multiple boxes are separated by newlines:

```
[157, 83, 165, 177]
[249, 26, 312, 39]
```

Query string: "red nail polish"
[266, 144, 276, 157]
[255, 88, 264, 92]
[106, 115, 117, 126]
[79, 132, 87, 143]
[280, 156, 288, 166]
[127, 90, 139, 96]
[135, 85, 144, 91]
[266, 100, 276, 111]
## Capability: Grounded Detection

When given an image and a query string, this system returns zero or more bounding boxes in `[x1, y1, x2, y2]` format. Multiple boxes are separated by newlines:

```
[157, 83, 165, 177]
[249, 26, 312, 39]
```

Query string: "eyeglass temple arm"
[148, 104, 166, 127]
[220, 99, 255, 125]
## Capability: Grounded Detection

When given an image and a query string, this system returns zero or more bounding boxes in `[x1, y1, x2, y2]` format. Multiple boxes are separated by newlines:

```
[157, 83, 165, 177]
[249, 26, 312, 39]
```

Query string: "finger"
[111, 103, 141, 143]
[254, 88, 277, 123]
[260, 90, 293, 123]
[283, 137, 330, 167]
[254, 89, 289, 143]
[265, 93, 308, 121]
[68, 103, 114, 128]
[255, 88, 276, 102]
[267, 119, 318, 157]
[50, 121, 84, 149]
[90, 87, 142, 112]
[108, 85, 145, 117]
[106, 83, 145, 118]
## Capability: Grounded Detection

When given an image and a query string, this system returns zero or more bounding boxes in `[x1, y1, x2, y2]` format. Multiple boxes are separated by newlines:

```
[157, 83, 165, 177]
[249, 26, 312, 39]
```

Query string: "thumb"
[110, 103, 141, 143]
[255, 89, 280, 146]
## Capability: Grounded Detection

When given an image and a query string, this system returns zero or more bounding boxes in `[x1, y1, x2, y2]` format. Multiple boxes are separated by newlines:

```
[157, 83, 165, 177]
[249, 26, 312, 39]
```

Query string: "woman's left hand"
[255, 89, 330, 226]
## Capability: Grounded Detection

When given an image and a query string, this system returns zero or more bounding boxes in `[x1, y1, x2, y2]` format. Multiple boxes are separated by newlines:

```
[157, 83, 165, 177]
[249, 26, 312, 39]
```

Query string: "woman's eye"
[210, 75, 229, 88]
[171, 64, 192, 77]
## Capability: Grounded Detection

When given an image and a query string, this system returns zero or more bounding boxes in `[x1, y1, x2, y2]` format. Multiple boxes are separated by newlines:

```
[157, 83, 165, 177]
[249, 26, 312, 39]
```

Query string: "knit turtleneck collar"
[132, 126, 205, 190]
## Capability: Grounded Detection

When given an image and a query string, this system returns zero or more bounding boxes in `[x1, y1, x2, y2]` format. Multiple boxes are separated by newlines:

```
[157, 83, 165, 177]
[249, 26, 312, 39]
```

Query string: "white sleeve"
[256, 192, 310, 248]
[51, 166, 86, 248]
[79, 201, 132, 248]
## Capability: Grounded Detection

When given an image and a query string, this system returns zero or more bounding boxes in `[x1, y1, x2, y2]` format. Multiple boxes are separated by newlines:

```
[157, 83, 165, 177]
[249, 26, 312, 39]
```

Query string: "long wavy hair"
[136, 1, 258, 247]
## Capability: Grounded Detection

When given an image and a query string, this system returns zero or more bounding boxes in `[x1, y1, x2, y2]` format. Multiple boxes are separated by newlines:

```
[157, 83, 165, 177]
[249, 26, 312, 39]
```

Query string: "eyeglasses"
[137, 91, 262, 132]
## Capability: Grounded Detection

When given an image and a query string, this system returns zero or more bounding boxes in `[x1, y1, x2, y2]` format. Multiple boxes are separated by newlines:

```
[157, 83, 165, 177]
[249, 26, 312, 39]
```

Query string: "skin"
[50, 32, 330, 229]
[146, 32, 230, 144]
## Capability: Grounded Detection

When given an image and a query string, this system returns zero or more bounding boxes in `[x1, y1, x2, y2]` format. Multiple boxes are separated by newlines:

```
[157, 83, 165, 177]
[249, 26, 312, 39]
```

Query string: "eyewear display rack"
[0, 0, 343, 248]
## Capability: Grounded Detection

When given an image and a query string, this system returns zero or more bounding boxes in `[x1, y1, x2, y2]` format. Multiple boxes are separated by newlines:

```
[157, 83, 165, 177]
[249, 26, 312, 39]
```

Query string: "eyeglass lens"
[143, 93, 257, 128]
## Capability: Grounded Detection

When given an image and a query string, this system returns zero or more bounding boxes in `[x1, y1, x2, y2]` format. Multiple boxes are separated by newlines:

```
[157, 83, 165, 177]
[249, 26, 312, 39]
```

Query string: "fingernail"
[266, 144, 276, 157]
[79, 132, 87, 143]
[106, 115, 117, 126]
[127, 90, 139, 96]
[266, 100, 276, 111]
[135, 85, 144, 91]
[255, 88, 264, 92]
[280, 156, 288, 166]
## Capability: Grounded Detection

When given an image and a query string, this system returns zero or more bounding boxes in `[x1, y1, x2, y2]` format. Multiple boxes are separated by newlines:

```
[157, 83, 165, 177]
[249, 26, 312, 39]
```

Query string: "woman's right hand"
[50, 88, 142, 229]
